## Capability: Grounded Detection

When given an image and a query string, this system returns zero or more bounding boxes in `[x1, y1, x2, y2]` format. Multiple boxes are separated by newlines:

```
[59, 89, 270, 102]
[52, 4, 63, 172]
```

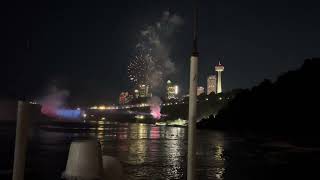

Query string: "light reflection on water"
[89, 122, 191, 179]
[163, 127, 185, 179]
[128, 124, 148, 165]
[3, 121, 316, 180]
[29, 122, 228, 179]
[213, 139, 225, 180]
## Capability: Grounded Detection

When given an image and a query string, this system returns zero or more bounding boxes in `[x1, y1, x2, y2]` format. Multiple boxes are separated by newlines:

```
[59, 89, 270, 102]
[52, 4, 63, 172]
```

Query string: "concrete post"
[62, 140, 103, 180]
[188, 55, 198, 180]
[12, 101, 31, 180]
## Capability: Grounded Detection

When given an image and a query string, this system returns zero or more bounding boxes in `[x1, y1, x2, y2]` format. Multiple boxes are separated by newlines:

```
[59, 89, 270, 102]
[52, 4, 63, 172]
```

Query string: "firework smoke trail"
[128, 11, 184, 89]
[127, 11, 183, 119]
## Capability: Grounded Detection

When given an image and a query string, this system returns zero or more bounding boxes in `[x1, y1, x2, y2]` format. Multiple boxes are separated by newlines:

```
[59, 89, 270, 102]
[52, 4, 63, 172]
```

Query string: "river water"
[1, 121, 320, 180]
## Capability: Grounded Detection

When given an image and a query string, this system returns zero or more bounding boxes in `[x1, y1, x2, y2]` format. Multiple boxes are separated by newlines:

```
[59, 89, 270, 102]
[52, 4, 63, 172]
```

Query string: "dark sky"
[1, 0, 320, 105]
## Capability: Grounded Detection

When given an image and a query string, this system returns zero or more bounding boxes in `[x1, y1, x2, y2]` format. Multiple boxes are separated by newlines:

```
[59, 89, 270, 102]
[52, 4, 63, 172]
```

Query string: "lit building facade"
[119, 92, 134, 104]
[134, 89, 139, 98]
[167, 80, 179, 99]
[207, 75, 217, 95]
[197, 86, 205, 96]
[127, 94, 134, 103]
[119, 92, 129, 105]
[215, 61, 224, 93]
[138, 84, 151, 98]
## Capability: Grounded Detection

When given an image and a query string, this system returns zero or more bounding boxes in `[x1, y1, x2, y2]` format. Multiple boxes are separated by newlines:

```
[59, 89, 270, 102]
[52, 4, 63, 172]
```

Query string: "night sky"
[1, 0, 320, 105]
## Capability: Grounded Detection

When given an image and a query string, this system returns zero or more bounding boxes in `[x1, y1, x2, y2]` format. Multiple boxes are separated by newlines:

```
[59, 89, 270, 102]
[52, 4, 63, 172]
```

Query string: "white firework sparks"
[128, 50, 154, 85]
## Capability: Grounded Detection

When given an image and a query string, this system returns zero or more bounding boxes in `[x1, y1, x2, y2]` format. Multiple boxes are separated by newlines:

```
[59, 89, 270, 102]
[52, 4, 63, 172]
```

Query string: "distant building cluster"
[118, 61, 224, 105]
[166, 80, 179, 99]
[197, 86, 205, 96]
[119, 84, 152, 104]
[119, 92, 133, 105]
[207, 75, 216, 95]
[137, 84, 152, 98]
[201, 61, 225, 96]
[118, 81, 180, 105]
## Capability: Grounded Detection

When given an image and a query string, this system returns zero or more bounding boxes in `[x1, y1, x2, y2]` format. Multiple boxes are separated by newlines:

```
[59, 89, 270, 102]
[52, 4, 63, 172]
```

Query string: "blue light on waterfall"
[56, 109, 81, 119]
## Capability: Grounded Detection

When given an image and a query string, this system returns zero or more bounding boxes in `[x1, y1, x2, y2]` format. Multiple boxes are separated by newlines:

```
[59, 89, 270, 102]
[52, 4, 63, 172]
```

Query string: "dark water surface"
[1, 121, 320, 180]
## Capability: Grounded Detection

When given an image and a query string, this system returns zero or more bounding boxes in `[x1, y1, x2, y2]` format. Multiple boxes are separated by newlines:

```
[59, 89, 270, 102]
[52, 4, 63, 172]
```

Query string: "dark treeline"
[198, 58, 320, 146]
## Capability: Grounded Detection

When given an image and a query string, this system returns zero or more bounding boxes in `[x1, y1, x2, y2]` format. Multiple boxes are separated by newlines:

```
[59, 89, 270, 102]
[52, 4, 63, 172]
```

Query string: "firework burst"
[127, 49, 154, 85]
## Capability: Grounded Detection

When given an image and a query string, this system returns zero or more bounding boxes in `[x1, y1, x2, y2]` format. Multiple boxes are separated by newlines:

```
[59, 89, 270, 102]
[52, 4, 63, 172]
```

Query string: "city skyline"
[118, 60, 223, 105]
[1, 1, 320, 179]
[2, 0, 319, 105]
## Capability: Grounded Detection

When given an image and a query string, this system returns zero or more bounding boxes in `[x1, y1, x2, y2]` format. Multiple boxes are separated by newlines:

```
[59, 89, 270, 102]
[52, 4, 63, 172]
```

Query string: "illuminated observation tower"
[215, 61, 224, 93]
